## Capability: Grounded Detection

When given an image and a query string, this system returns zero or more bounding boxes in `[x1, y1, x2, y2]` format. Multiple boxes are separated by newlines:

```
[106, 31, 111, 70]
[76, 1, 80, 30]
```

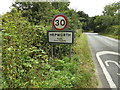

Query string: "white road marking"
[96, 51, 120, 88]
[105, 60, 120, 68]
[105, 60, 120, 75]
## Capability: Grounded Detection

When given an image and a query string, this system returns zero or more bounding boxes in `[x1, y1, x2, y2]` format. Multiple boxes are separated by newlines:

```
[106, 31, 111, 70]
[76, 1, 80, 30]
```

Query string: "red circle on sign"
[52, 15, 68, 30]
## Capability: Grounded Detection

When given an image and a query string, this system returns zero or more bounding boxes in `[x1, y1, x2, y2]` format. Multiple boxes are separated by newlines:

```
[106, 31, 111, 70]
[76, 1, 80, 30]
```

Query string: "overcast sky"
[69, 0, 119, 16]
[0, 0, 119, 16]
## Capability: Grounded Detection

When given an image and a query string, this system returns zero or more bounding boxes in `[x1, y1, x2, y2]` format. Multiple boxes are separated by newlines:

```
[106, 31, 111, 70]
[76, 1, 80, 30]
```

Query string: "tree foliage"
[83, 1, 120, 34]
[103, 2, 120, 16]
[77, 11, 89, 31]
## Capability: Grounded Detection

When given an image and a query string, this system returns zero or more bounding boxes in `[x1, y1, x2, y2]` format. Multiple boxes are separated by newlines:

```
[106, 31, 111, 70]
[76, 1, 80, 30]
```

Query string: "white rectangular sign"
[47, 31, 74, 44]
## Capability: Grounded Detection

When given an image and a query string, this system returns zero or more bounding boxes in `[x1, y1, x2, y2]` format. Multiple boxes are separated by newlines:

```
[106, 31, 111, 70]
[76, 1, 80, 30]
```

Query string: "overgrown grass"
[72, 30, 98, 88]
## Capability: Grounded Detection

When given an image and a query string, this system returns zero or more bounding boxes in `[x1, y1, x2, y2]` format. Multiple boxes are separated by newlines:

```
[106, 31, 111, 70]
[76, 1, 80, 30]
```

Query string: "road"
[86, 33, 120, 89]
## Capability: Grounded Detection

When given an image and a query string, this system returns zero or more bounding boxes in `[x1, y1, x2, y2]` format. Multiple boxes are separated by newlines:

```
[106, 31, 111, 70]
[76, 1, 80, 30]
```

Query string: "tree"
[83, 2, 120, 33]
[77, 11, 89, 31]
[84, 16, 96, 31]
[12, 2, 70, 26]
[103, 1, 120, 16]
[77, 11, 88, 22]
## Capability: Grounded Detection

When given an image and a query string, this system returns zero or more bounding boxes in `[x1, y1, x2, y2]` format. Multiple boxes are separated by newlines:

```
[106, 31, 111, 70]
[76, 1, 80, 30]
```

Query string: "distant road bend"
[86, 32, 120, 88]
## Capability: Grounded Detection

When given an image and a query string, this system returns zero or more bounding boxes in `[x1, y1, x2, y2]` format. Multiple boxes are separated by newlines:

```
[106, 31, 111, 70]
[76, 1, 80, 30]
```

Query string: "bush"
[106, 25, 120, 35]
[2, 9, 71, 88]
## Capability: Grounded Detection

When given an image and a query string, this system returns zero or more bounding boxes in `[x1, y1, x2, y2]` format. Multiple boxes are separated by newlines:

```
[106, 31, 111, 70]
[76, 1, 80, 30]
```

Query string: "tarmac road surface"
[86, 32, 120, 89]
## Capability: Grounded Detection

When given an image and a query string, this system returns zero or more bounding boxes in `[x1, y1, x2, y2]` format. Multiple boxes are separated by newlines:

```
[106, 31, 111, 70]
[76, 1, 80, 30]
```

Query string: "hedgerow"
[1, 2, 97, 88]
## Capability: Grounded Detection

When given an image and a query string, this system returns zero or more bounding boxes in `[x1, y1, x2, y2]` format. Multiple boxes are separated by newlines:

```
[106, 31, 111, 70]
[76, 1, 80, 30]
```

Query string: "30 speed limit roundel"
[53, 14, 68, 30]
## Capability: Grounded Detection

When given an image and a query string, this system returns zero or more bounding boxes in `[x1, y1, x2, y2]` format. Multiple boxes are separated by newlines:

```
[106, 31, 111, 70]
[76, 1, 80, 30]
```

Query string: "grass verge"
[72, 30, 98, 88]
[0, 31, 1, 46]
[0, 31, 1, 88]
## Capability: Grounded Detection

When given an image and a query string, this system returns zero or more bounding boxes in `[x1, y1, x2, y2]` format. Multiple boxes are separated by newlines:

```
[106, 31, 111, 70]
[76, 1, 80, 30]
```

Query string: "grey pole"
[69, 44, 72, 61]
[51, 44, 53, 59]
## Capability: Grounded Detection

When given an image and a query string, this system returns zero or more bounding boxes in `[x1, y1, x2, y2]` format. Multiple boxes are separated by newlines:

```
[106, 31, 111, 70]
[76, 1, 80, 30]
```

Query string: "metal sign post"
[69, 44, 72, 60]
[51, 44, 53, 59]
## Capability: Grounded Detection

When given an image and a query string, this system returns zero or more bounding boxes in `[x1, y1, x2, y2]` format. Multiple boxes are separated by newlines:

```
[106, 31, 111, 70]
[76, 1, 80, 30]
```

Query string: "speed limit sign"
[52, 14, 68, 30]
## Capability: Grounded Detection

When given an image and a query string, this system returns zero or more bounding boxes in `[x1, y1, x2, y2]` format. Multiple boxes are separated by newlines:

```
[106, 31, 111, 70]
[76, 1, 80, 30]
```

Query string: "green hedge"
[2, 10, 71, 88]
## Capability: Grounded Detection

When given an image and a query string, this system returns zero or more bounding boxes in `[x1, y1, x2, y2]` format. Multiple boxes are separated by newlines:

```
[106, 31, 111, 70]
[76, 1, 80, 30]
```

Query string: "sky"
[0, 0, 119, 16]
[69, 0, 119, 16]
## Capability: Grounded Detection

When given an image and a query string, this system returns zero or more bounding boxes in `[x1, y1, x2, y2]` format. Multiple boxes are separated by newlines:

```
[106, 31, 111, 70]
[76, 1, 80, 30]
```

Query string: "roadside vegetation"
[99, 33, 119, 40]
[78, 2, 120, 40]
[72, 30, 98, 88]
[1, 1, 97, 88]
